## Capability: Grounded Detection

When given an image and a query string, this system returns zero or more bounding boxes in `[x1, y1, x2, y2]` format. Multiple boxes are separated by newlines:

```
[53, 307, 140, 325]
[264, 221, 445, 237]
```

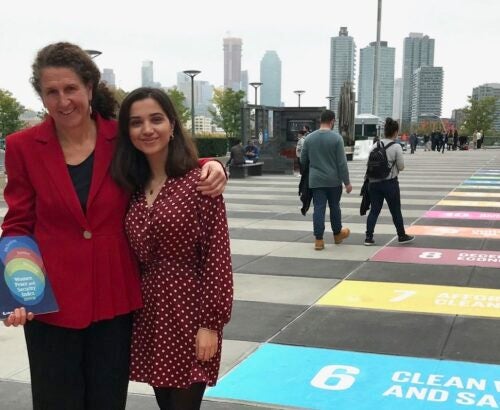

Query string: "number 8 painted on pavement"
[419, 251, 442, 259]
[310, 365, 360, 391]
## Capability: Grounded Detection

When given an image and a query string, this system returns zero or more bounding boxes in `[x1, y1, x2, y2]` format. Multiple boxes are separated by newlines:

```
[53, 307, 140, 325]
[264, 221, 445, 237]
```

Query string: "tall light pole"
[326, 96, 335, 111]
[294, 90, 305, 107]
[183, 70, 201, 137]
[249, 82, 263, 141]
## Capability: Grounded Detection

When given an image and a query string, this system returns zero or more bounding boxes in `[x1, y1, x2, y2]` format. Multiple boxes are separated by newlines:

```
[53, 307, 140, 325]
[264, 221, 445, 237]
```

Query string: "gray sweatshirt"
[301, 129, 350, 188]
[368, 138, 405, 182]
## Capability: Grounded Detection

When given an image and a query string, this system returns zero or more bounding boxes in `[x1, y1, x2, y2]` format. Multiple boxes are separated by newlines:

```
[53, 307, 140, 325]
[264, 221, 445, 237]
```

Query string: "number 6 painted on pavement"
[310, 365, 360, 391]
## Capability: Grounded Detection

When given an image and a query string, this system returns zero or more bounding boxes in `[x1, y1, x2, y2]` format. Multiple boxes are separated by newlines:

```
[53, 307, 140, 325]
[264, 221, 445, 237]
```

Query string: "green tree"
[0, 89, 26, 138]
[209, 88, 245, 138]
[461, 96, 497, 135]
[166, 87, 190, 126]
[112, 87, 129, 107]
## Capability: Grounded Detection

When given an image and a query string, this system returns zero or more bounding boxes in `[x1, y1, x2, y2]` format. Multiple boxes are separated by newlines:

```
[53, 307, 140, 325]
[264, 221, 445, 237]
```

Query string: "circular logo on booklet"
[4, 258, 46, 305]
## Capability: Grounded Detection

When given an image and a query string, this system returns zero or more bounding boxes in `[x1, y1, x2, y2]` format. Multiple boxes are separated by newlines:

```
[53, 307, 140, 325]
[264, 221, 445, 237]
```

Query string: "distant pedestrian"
[441, 132, 448, 154]
[409, 133, 417, 154]
[296, 130, 306, 173]
[300, 110, 352, 251]
[424, 134, 430, 151]
[453, 129, 458, 150]
[477, 130, 484, 149]
[302, 124, 311, 136]
[473, 130, 478, 149]
[364, 118, 414, 246]
[447, 130, 453, 151]
[431, 131, 437, 151]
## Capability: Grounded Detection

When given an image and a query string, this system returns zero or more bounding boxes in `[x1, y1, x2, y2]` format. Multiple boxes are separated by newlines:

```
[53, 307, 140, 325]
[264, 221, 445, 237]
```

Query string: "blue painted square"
[207, 344, 500, 410]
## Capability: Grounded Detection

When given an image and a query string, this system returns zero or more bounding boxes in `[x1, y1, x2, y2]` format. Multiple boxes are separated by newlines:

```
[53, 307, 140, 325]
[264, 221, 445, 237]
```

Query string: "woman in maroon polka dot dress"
[111, 87, 233, 409]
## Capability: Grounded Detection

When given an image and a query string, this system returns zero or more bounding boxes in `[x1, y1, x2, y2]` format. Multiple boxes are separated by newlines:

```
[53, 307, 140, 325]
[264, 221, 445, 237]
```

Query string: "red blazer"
[2, 114, 143, 329]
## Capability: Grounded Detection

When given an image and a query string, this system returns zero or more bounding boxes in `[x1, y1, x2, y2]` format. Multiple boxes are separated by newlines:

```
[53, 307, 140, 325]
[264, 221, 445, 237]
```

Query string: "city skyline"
[1, 0, 499, 118]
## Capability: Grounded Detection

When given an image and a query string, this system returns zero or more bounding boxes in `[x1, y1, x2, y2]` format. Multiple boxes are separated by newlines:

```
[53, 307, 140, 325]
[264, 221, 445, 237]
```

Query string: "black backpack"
[366, 141, 396, 179]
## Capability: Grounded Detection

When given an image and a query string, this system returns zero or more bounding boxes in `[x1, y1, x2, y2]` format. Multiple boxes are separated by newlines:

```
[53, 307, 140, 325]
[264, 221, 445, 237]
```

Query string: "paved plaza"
[1, 148, 499, 409]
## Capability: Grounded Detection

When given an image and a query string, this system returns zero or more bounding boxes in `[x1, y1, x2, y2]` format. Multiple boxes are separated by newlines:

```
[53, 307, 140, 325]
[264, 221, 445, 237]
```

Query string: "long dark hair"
[384, 117, 399, 138]
[31, 42, 117, 119]
[111, 87, 199, 193]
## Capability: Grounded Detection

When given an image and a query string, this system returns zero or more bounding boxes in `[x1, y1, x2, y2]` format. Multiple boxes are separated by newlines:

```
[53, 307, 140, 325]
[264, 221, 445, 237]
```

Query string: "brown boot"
[314, 239, 325, 250]
[334, 227, 350, 244]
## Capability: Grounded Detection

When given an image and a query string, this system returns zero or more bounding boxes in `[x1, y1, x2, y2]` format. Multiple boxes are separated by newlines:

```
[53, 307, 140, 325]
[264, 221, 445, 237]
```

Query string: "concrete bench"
[229, 161, 264, 179]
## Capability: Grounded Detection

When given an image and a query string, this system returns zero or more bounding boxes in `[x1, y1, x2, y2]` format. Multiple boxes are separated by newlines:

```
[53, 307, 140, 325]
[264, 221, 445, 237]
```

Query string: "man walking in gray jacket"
[301, 110, 352, 250]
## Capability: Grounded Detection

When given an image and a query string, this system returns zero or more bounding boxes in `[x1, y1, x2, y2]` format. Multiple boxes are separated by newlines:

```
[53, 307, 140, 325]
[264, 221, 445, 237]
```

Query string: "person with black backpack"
[364, 118, 414, 246]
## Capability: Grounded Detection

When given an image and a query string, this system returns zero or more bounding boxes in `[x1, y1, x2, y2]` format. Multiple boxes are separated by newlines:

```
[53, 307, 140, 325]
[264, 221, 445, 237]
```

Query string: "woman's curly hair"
[31, 42, 117, 119]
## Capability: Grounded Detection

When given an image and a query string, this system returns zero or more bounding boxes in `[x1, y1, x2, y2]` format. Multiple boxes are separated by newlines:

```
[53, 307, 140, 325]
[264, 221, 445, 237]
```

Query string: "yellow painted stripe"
[317, 281, 500, 318]
[449, 191, 500, 198]
[438, 199, 500, 208]
[406, 225, 500, 239]
[459, 185, 500, 190]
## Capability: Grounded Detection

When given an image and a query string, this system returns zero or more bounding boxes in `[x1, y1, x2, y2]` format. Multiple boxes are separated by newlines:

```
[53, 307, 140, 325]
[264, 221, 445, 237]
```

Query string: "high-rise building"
[240, 70, 249, 100]
[223, 37, 242, 91]
[329, 27, 356, 116]
[392, 78, 403, 120]
[402, 33, 435, 125]
[410, 66, 443, 123]
[102, 68, 116, 88]
[357, 41, 395, 119]
[142, 60, 154, 87]
[472, 83, 500, 132]
[260, 51, 282, 107]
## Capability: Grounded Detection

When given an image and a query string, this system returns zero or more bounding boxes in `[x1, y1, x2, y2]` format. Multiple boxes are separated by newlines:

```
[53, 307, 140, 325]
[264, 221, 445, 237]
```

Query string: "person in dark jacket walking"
[441, 131, 448, 154]
[453, 129, 459, 150]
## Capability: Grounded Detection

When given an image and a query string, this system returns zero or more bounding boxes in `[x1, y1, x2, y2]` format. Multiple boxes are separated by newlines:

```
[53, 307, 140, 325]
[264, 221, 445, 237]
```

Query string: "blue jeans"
[366, 178, 405, 237]
[311, 186, 343, 239]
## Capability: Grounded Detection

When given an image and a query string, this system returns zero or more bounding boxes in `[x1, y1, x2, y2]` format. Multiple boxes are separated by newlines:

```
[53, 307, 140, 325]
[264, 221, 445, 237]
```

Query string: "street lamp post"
[183, 70, 201, 137]
[326, 96, 335, 111]
[84, 50, 102, 59]
[249, 82, 263, 141]
[294, 90, 305, 107]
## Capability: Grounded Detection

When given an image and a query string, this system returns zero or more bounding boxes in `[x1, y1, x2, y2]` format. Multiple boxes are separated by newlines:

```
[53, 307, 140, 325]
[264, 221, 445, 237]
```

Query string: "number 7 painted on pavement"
[390, 290, 417, 302]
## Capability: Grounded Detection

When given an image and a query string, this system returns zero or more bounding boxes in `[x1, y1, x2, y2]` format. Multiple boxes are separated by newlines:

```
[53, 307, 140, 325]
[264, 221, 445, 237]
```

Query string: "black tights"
[153, 383, 206, 410]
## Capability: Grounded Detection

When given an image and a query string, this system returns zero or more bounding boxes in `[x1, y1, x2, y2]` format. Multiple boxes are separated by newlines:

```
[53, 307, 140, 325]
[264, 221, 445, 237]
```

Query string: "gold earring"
[89, 102, 93, 116]
[170, 134, 174, 141]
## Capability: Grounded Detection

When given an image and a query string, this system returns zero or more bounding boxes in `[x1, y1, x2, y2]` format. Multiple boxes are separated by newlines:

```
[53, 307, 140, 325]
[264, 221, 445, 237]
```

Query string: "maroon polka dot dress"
[125, 168, 233, 388]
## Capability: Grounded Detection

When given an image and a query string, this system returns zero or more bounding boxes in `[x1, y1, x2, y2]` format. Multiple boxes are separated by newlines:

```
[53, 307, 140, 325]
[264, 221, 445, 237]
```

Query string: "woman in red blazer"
[2, 42, 226, 410]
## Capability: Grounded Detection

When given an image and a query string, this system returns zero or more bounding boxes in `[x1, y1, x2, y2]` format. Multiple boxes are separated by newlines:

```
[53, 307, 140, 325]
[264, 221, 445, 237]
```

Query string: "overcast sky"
[1, 0, 499, 117]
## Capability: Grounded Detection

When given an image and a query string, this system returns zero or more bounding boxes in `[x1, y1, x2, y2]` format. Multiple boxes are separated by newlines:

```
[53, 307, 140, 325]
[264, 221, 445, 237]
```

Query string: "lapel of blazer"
[86, 114, 117, 211]
[34, 117, 88, 227]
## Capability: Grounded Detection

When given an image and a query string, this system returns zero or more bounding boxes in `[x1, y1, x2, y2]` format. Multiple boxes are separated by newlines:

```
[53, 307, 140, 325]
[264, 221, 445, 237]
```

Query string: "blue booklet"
[0, 236, 59, 319]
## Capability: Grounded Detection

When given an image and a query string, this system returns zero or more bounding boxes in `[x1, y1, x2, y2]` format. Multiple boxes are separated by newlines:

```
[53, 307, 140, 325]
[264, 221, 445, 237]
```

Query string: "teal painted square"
[207, 344, 500, 410]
